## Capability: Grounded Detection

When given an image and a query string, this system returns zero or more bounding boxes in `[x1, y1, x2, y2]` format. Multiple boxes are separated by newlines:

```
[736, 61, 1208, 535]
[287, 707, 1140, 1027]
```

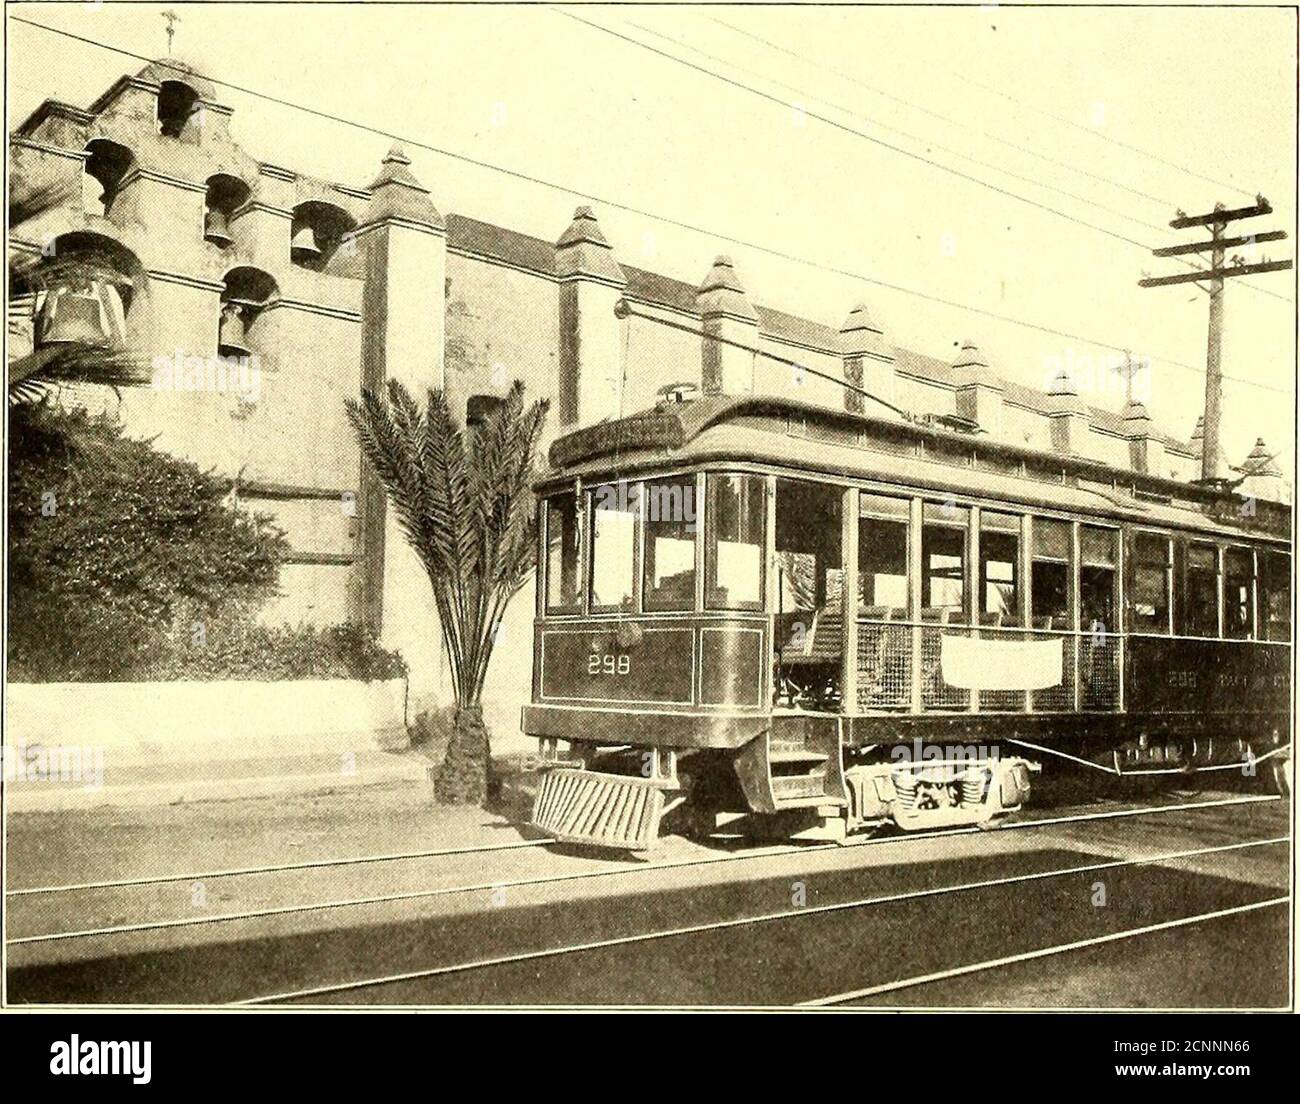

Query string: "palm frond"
[8, 344, 153, 405]
[347, 379, 549, 710]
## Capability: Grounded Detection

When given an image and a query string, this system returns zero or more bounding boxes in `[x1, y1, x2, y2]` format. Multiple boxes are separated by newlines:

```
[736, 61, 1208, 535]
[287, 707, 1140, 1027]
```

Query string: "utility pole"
[1138, 196, 1291, 482]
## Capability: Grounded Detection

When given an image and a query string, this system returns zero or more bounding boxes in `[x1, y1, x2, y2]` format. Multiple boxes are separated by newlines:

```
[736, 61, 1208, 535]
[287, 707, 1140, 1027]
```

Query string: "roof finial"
[161, 10, 180, 56]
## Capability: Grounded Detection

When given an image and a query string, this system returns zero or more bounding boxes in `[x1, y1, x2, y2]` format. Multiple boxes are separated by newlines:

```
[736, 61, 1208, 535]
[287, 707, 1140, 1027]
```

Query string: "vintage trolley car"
[525, 393, 1292, 850]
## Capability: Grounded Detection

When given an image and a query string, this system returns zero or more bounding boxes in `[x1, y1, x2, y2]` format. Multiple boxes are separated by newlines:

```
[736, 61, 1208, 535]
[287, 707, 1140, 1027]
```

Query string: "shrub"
[7, 399, 287, 680]
[8, 401, 406, 683]
[154, 621, 408, 682]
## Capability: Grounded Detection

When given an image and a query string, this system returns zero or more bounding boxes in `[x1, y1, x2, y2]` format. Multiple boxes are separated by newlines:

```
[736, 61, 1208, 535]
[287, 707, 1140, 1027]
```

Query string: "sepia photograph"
[2, 0, 1296, 1051]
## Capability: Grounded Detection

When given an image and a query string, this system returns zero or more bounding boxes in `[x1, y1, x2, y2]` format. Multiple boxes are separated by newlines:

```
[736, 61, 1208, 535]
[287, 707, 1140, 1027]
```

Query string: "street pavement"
[5, 772, 1291, 1007]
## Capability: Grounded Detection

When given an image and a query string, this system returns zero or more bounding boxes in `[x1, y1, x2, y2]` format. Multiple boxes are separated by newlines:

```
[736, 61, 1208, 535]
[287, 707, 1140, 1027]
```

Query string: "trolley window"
[642, 476, 697, 612]
[1031, 518, 1071, 630]
[704, 473, 765, 611]
[544, 490, 581, 614]
[588, 482, 637, 612]
[922, 501, 968, 622]
[858, 492, 909, 618]
[980, 511, 1021, 626]
[1132, 532, 1171, 634]
[775, 478, 843, 621]
[1081, 525, 1118, 636]
[1224, 547, 1255, 640]
[1260, 550, 1291, 642]
[1185, 541, 1220, 638]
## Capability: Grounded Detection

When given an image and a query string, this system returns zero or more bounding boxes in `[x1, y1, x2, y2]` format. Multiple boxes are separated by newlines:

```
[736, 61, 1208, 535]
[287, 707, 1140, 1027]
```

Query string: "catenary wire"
[7, 14, 1292, 398]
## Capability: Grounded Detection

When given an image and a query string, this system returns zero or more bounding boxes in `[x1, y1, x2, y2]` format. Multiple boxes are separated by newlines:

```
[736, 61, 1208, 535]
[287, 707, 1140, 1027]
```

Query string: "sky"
[8, 1, 1297, 475]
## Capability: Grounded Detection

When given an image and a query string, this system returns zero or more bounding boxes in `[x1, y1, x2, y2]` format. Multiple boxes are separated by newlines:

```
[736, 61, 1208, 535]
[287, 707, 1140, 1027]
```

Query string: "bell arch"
[204, 173, 251, 249]
[26, 231, 148, 352]
[218, 265, 279, 359]
[82, 138, 134, 217]
[289, 200, 357, 271]
[157, 79, 202, 139]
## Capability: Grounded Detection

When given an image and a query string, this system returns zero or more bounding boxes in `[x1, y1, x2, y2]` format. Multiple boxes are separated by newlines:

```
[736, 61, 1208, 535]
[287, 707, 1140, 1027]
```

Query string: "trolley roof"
[542, 394, 1291, 543]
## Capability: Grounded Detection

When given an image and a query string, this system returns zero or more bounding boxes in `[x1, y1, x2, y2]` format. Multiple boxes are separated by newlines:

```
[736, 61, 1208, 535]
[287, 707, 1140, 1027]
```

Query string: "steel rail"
[801, 896, 1289, 1006]
[233, 835, 1288, 1005]
[7, 793, 1280, 948]
[7, 784, 1279, 901]
[6, 838, 553, 898]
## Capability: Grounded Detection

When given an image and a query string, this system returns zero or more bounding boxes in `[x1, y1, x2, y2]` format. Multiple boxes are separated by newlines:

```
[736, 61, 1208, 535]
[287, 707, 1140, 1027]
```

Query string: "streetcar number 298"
[588, 653, 631, 676]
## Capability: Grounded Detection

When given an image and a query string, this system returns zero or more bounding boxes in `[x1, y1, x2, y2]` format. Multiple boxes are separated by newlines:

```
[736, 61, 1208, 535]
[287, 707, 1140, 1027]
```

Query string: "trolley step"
[769, 749, 830, 765]
[531, 768, 669, 851]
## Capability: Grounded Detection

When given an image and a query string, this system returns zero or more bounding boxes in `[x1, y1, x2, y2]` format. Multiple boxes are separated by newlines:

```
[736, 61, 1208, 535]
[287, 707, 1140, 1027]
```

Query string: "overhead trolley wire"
[708, 15, 1178, 210]
[8, 15, 1292, 398]
[630, 20, 1183, 239]
[563, 9, 1289, 306]
[954, 72, 1260, 203]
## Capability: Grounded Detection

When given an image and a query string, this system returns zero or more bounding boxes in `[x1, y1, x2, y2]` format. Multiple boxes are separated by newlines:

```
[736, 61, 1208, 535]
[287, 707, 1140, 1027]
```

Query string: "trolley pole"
[1138, 196, 1292, 482]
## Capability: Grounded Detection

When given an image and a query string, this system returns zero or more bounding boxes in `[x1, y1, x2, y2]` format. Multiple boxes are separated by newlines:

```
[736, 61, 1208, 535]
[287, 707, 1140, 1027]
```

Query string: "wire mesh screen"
[1080, 632, 1121, 711]
[856, 620, 912, 710]
[920, 626, 973, 709]
[1031, 631, 1076, 712]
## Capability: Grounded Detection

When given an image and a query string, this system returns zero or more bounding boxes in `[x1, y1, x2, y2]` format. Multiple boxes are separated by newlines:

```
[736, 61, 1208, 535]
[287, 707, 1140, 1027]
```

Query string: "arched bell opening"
[289, 201, 357, 271]
[204, 173, 251, 249]
[219, 266, 279, 360]
[26, 231, 148, 353]
[157, 79, 202, 139]
[82, 138, 134, 217]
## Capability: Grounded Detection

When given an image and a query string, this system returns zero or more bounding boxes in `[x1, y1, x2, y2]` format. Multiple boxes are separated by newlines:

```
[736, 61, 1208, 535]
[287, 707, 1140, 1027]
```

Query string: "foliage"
[7, 400, 289, 681]
[152, 621, 408, 682]
[345, 379, 549, 802]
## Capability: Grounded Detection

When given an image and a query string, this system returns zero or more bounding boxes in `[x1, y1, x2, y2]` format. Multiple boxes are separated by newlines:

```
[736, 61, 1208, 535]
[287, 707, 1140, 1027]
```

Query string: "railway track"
[236, 834, 1288, 1005]
[7, 792, 1283, 948]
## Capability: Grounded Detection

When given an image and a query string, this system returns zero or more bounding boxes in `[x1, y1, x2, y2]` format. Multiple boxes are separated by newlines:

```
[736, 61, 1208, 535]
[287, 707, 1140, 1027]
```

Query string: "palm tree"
[345, 379, 549, 804]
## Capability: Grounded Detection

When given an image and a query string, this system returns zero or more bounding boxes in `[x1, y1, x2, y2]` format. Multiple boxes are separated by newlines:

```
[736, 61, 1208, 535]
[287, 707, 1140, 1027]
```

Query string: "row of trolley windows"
[544, 477, 1290, 641]
[1133, 532, 1290, 641]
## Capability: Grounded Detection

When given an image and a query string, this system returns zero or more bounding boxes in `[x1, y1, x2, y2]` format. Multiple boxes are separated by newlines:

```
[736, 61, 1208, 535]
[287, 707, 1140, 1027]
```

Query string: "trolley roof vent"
[656, 381, 700, 406]
[923, 412, 981, 435]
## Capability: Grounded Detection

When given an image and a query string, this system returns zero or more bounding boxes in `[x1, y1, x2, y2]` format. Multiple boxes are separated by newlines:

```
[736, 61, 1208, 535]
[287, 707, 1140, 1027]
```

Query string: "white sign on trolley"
[940, 634, 1064, 691]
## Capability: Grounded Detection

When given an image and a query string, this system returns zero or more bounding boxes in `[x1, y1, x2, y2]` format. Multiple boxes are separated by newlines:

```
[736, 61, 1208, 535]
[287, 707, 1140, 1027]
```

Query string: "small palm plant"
[346, 379, 549, 804]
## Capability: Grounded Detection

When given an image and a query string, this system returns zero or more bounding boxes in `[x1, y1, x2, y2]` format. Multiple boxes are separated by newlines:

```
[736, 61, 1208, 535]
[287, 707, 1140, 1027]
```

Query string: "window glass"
[1261, 550, 1292, 642]
[588, 483, 637, 611]
[1185, 542, 1219, 638]
[1132, 533, 1171, 633]
[776, 480, 842, 617]
[1034, 518, 1071, 560]
[858, 493, 908, 617]
[544, 491, 581, 613]
[922, 502, 968, 620]
[980, 511, 1020, 625]
[1031, 519, 1071, 630]
[1224, 547, 1254, 640]
[1081, 525, 1118, 567]
[1081, 564, 1116, 636]
[642, 476, 697, 611]
[705, 474, 765, 610]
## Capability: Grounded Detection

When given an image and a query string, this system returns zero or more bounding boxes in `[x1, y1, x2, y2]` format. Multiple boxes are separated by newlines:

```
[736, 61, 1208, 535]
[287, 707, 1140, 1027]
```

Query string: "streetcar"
[525, 390, 1292, 850]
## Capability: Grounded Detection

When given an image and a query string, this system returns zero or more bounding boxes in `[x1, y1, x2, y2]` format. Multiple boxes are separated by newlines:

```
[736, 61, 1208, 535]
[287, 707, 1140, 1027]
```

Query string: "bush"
[154, 621, 408, 682]
[9, 401, 292, 680]
[8, 401, 406, 683]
